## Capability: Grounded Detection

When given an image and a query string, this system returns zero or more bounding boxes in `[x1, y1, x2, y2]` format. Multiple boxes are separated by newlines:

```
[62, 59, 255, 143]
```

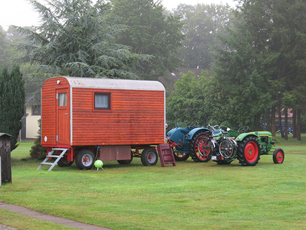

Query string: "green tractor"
[202, 125, 285, 166]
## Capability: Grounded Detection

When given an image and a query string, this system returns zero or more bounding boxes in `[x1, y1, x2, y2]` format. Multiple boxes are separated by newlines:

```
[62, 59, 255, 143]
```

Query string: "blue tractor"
[166, 123, 211, 162]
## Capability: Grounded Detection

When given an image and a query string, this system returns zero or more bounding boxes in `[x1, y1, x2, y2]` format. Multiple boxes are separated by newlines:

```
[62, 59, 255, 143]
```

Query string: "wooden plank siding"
[71, 88, 165, 146]
[41, 77, 70, 146]
[41, 77, 165, 147]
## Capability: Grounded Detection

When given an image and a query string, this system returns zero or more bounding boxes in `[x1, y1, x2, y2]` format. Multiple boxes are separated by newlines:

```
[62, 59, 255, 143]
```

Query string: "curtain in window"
[95, 94, 109, 108]
[58, 93, 67, 106]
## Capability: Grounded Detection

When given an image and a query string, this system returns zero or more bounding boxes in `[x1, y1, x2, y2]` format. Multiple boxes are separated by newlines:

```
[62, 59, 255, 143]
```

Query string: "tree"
[0, 26, 15, 68]
[174, 3, 232, 69]
[0, 65, 25, 150]
[15, 0, 148, 79]
[0, 26, 9, 67]
[272, 0, 306, 140]
[211, 13, 275, 129]
[210, 0, 306, 138]
[111, 0, 184, 80]
[166, 71, 211, 128]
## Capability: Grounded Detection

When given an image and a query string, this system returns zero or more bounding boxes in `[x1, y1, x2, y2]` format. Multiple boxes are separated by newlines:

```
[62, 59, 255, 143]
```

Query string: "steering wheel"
[238, 126, 249, 133]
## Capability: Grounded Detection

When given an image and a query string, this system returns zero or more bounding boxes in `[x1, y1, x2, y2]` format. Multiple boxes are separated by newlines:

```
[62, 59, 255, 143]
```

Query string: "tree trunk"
[278, 106, 284, 138]
[271, 106, 276, 136]
[256, 114, 261, 130]
[284, 108, 288, 140]
[292, 109, 297, 138]
[297, 108, 301, 141]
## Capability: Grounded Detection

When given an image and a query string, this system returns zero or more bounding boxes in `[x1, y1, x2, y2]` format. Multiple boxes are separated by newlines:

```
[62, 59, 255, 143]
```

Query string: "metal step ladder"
[37, 148, 69, 171]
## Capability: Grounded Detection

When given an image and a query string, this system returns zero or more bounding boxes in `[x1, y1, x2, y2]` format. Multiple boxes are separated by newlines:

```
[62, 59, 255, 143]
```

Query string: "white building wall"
[25, 106, 41, 139]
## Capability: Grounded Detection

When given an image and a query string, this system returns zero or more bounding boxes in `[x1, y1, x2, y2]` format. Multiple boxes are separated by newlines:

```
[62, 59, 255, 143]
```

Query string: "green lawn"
[1, 136, 306, 230]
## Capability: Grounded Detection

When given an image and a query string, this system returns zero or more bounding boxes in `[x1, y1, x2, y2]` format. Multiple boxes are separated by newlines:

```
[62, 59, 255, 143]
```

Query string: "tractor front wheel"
[173, 149, 189, 161]
[189, 131, 211, 162]
[216, 160, 232, 165]
[75, 149, 95, 170]
[273, 148, 284, 164]
[237, 136, 260, 166]
[141, 148, 158, 166]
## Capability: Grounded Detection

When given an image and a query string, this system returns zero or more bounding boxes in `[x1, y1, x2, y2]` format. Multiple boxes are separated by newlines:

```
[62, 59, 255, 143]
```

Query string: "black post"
[0, 133, 12, 183]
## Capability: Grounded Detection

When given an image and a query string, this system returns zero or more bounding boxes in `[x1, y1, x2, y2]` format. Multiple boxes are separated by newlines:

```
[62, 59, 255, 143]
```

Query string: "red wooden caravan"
[39, 76, 166, 170]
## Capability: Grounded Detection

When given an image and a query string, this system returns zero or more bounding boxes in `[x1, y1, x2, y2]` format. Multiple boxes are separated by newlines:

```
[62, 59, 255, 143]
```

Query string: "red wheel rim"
[195, 135, 210, 160]
[276, 151, 284, 163]
[244, 141, 259, 163]
[147, 152, 156, 163]
[175, 152, 187, 159]
[81, 153, 93, 166]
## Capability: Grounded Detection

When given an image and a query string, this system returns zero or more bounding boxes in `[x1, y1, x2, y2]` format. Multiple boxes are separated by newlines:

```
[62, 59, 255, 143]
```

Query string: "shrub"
[30, 119, 47, 160]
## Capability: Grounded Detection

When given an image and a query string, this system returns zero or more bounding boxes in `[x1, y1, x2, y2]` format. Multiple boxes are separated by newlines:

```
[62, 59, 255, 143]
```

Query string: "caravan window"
[58, 93, 67, 106]
[94, 93, 111, 110]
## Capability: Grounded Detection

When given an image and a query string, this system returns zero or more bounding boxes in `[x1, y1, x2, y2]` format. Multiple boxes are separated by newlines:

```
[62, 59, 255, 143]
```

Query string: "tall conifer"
[0, 65, 25, 150]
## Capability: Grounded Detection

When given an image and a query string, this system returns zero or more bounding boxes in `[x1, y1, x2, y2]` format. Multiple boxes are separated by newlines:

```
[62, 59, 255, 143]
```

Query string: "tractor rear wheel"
[273, 148, 284, 164]
[141, 148, 158, 166]
[237, 136, 260, 166]
[189, 131, 211, 162]
[75, 149, 95, 170]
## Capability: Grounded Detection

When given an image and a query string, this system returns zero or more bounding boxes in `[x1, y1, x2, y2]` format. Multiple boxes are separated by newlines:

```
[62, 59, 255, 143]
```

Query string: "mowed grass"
[1, 135, 306, 230]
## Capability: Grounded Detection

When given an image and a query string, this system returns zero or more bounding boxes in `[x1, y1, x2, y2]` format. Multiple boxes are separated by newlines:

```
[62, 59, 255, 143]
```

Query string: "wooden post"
[0, 133, 12, 183]
[0, 156, 1, 186]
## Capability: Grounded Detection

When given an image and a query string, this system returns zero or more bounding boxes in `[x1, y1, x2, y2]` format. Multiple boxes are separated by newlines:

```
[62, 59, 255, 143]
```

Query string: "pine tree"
[0, 65, 25, 150]
[211, 6, 276, 129]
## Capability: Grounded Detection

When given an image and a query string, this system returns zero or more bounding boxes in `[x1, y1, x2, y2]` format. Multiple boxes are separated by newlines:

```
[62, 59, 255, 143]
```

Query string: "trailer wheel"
[141, 148, 158, 166]
[237, 136, 260, 166]
[75, 149, 95, 170]
[57, 158, 73, 167]
[118, 151, 133, 165]
[189, 131, 211, 162]
[273, 148, 284, 164]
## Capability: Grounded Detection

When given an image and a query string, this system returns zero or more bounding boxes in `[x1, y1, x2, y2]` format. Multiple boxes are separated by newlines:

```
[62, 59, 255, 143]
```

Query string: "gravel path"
[0, 202, 111, 230]
[0, 224, 17, 230]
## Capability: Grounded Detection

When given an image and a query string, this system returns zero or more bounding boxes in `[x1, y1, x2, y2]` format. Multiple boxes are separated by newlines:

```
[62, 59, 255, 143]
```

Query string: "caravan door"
[56, 88, 70, 145]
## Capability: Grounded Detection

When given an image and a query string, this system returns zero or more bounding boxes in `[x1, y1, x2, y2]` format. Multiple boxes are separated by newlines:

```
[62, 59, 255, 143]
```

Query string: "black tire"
[216, 160, 232, 165]
[75, 149, 95, 170]
[118, 151, 133, 165]
[173, 148, 190, 161]
[117, 159, 133, 164]
[219, 138, 237, 159]
[189, 131, 211, 162]
[141, 148, 158, 166]
[273, 148, 284, 164]
[57, 157, 73, 167]
[237, 136, 260, 166]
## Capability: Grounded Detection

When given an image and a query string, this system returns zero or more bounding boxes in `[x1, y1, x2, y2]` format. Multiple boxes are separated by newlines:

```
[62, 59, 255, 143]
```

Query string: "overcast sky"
[0, 0, 236, 30]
